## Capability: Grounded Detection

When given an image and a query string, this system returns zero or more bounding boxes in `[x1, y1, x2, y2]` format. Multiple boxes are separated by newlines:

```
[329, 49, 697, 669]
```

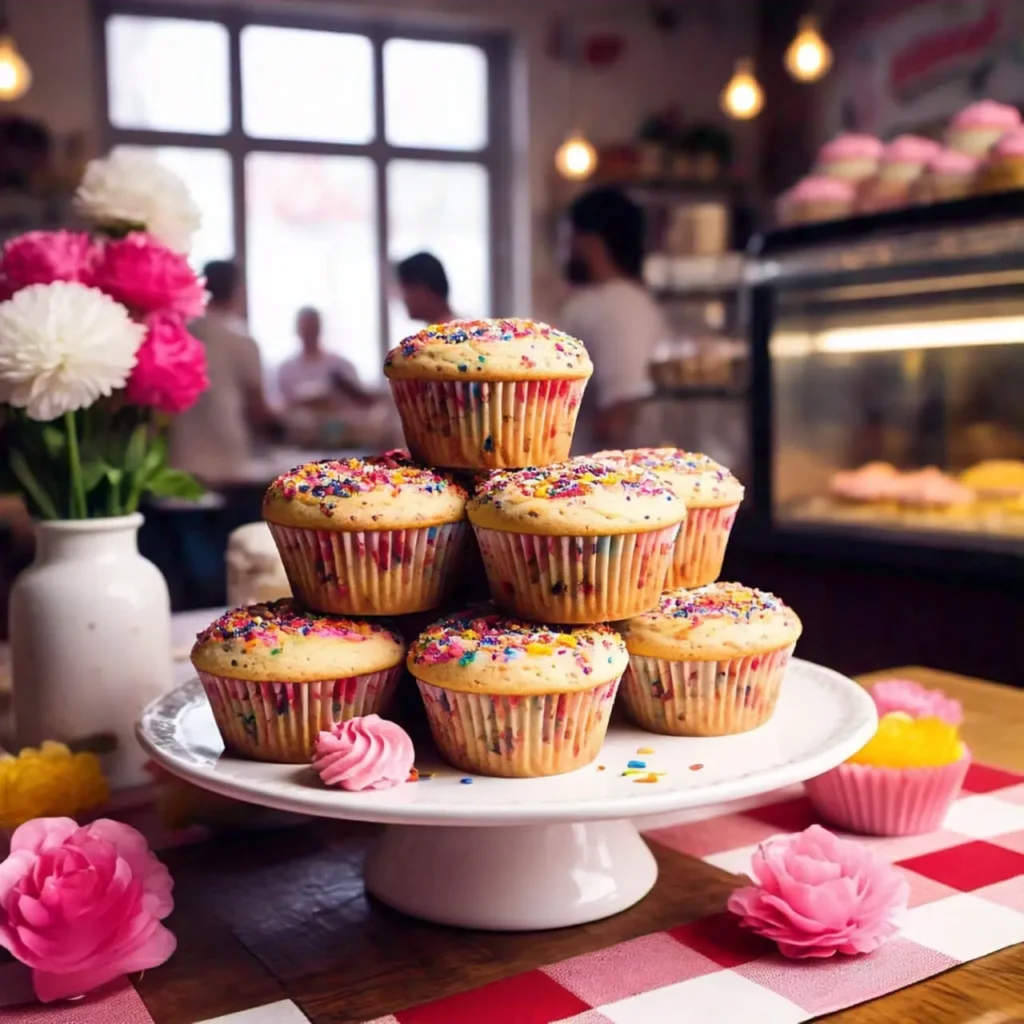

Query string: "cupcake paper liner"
[804, 752, 971, 836]
[416, 676, 621, 777]
[473, 524, 680, 623]
[268, 521, 468, 616]
[389, 378, 587, 469]
[198, 667, 401, 763]
[668, 503, 738, 588]
[620, 645, 794, 736]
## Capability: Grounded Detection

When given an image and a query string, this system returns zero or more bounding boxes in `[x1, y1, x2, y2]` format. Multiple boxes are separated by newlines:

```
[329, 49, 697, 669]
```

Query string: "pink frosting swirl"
[951, 100, 1021, 129]
[313, 714, 415, 791]
[786, 176, 856, 202]
[818, 134, 884, 162]
[871, 678, 964, 726]
[883, 135, 942, 165]
[927, 148, 981, 175]
[991, 129, 1024, 158]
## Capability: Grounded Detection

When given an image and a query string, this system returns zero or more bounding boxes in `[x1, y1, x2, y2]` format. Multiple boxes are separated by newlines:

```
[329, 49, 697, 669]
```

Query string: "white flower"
[0, 282, 145, 421]
[74, 148, 202, 254]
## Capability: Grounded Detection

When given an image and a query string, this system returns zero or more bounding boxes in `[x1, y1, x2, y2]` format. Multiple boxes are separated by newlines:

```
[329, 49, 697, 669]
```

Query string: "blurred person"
[396, 251, 455, 325]
[559, 187, 667, 453]
[170, 260, 279, 485]
[278, 306, 373, 410]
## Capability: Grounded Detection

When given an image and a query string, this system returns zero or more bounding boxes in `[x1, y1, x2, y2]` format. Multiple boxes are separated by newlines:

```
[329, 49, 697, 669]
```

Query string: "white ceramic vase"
[10, 513, 173, 789]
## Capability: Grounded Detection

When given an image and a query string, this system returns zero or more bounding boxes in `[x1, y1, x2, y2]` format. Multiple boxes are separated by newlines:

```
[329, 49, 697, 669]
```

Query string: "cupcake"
[467, 458, 686, 623]
[805, 713, 969, 836]
[960, 458, 1024, 499]
[593, 448, 744, 587]
[914, 148, 981, 202]
[946, 99, 1021, 157]
[777, 176, 855, 225]
[407, 608, 628, 777]
[814, 133, 884, 184]
[980, 129, 1024, 192]
[858, 135, 941, 212]
[617, 583, 802, 736]
[828, 462, 903, 509]
[263, 451, 469, 616]
[892, 467, 976, 520]
[191, 600, 406, 763]
[383, 318, 592, 470]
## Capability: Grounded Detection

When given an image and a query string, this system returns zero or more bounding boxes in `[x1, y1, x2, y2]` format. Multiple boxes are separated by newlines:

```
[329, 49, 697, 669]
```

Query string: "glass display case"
[747, 195, 1024, 576]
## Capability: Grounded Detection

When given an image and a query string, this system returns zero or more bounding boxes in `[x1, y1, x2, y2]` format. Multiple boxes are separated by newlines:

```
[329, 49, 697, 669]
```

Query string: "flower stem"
[64, 410, 87, 519]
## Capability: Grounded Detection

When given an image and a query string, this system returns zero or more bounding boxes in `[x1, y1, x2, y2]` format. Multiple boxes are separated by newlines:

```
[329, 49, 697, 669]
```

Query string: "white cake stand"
[137, 658, 876, 931]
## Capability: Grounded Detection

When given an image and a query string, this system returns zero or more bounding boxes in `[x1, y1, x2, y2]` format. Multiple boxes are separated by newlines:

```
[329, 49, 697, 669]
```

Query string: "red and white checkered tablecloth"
[363, 762, 1024, 1024]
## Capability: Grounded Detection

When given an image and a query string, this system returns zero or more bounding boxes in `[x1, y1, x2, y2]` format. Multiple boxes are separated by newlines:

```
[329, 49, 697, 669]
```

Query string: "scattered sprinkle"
[630, 582, 794, 628]
[407, 768, 419, 782]
[627, 759, 647, 769]
[689, 763, 704, 771]
[634, 773, 662, 784]
[597, 765, 606, 771]
[473, 459, 679, 503]
[637, 746, 655, 755]
[592, 447, 741, 503]
[459, 777, 474, 785]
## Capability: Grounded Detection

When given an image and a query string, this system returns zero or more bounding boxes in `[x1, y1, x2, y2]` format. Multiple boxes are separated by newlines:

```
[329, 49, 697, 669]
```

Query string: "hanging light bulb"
[0, 33, 30, 102]
[785, 15, 832, 83]
[720, 59, 764, 121]
[555, 130, 597, 181]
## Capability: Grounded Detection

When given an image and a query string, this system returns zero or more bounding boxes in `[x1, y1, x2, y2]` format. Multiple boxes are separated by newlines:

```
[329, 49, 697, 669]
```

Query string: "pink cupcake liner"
[620, 645, 794, 736]
[472, 523, 680, 623]
[388, 378, 587, 469]
[198, 667, 401, 763]
[668, 504, 738, 588]
[415, 676, 621, 777]
[804, 752, 971, 836]
[268, 521, 468, 616]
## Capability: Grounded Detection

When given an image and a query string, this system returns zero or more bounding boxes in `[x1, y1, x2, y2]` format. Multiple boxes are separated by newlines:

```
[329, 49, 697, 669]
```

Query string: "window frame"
[93, 0, 514, 362]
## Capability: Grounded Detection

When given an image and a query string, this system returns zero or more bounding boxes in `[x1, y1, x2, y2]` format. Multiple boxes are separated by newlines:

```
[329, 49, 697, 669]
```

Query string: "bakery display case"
[747, 195, 1024, 579]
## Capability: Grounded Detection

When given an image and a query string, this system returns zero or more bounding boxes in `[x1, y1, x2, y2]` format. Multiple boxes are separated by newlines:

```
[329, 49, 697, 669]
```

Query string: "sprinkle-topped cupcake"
[595, 448, 743, 587]
[263, 451, 470, 616]
[383, 318, 593, 470]
[467, 459, 686, 622]
[191, 600, 406, 763]
[408, 608, 628, 777]
[617, 582, 802, 736]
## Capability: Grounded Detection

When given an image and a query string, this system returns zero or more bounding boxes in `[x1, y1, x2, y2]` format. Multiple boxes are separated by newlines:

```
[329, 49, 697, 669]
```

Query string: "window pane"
[388, 161, 489, 345]
[246, 153, 380, 383]
[384, 40, 488, 150]
[119, 147, 233, 271]
[106, 16, 229, 135]
[242, 27, 373, 143]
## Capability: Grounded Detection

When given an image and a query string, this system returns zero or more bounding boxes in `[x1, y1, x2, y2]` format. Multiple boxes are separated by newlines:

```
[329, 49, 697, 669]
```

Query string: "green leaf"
[139, 433, 168, 485]
[145, 468, 205, 501]
[124, 424, 149, 475]
[80, 460, 108, 493]
[41, 426, 66, 458]
[9, 450, 59, 520]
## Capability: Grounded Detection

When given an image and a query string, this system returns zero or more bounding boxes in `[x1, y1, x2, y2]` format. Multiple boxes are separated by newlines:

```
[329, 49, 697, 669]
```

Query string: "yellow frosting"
[593, 448, 744, 509]
[848, 712, 965, 769]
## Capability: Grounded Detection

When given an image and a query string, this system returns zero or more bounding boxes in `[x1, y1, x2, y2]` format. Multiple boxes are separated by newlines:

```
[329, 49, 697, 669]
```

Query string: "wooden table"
[133, 667, 1024, 1024]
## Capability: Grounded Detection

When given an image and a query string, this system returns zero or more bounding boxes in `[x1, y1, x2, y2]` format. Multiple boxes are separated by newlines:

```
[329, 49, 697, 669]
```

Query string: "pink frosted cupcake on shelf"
[407, 608, 628, 777]
[467, 458, 686, 623]
[814, 133, 884, 184]
[946, 99, 1021, 157]
[805, 713, 970, 836]
[263, 451, 469, 616]
[617, 582, 802, 736]
[191, 601, 406, 763]
[383, 318, 592, 470]
[979, 129, 1024, 192]
[858, 135, 942, 213]
[777, 176, 855, 225]
[828, 462, 902, 509]
[594, 448, 743, 587]
[871, 678, 963, 726]
[913, 148, 982, 202]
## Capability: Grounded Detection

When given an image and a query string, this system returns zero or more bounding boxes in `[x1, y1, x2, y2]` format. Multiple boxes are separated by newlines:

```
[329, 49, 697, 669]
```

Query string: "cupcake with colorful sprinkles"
[805, 713, 970, 836]
[617, 582, 802, 736]
[383, 318, 593, 470]
[467, 458, 686, 623]
[191, 600, 406, 763]
[594, 448, 744, 587]
[407, 607, 628, 777]
[263, 450, 469, 616]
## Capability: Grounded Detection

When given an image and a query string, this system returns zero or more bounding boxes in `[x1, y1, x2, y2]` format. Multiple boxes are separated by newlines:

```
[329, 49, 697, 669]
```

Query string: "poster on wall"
[828, 0, 1024, 137]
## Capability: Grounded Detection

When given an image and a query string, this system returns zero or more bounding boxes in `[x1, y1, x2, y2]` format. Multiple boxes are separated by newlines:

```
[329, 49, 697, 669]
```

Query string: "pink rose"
[126, 312, 209, 413]
[871, 679, 964, 726]
[0, 231, 96, 293]
[0, 817, 176, 1002]
[727, 825, 908, 958]
[91, 232, 207, 318]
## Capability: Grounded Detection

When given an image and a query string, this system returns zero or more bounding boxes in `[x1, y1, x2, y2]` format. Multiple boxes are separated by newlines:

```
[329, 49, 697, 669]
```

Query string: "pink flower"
[727, 825, 909, 958]
[126, 312, 209, 413]
[0, 231, 96, 293]
[0, 817, 176, 1002]
[91, 232, 207, 318]
[871, 679, 964, 726]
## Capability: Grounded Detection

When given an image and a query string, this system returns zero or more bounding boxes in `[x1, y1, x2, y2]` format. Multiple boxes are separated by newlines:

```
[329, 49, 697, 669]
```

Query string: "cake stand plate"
[137, 658, 876, 930]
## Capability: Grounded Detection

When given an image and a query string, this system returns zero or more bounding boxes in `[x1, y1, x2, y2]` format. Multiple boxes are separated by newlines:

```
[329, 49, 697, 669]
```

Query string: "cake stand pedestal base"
[364, 819, 658, 930]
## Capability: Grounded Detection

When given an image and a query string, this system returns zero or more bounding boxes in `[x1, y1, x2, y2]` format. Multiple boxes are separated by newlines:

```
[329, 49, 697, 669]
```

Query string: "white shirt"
[278, 351, 360, 405]
[560, 279, 667, 453]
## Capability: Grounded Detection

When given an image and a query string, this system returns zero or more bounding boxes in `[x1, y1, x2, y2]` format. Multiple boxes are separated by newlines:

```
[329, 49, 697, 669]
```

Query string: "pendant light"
[720, 59, 764, 121]
[785, 15, 833, 83]
[555, 130, 597, 181]
[0, 1, 29, 102]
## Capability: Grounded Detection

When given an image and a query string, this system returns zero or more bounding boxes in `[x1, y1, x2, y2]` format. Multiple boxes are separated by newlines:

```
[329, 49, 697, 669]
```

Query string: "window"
[100, 5, 511, 383]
